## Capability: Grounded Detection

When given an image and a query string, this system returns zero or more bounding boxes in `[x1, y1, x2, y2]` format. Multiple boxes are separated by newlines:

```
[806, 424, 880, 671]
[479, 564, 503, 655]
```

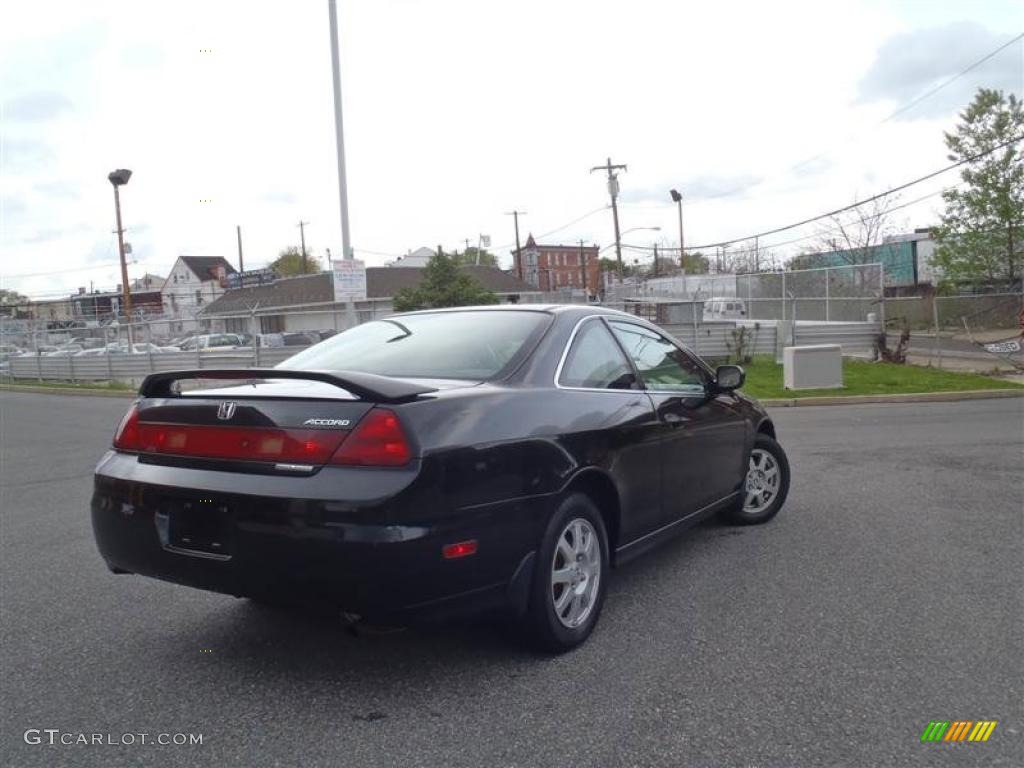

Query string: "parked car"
[44, 345, 84, 357]
[0, 344, 24, 363]
[704, 299, 747, 320]
[253, 333, 285, 348]
[74, 348, 108, 357]
[176, 334, 243, 352]
[92, 306, 790, 652]
[281, 331, 320, 346]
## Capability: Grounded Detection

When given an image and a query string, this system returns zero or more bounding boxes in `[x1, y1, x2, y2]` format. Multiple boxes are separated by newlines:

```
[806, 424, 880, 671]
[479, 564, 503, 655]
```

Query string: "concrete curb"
[0, 384, 136, 399]
[3, 383, 1022, 407]
[760, 389, 1024, 407]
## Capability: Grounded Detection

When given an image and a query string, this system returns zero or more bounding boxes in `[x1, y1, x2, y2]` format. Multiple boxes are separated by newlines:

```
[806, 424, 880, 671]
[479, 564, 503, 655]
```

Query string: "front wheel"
[523, 493, 609, 653]
[725, 434, 790, 525]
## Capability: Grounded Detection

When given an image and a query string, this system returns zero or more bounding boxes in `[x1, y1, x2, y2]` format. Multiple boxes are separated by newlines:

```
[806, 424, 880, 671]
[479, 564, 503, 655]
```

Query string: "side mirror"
[714, 364, 745, 391]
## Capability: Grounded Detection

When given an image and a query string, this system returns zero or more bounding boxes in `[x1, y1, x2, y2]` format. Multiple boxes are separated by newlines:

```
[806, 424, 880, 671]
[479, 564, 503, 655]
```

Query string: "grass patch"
[740, 356, 1023, 400]
[0, 379, 135, 392]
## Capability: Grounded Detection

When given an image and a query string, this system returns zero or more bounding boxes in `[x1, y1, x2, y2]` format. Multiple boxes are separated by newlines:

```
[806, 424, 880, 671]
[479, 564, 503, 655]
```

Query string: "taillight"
[134, 424, 347, 464]
[329, 408, 411, 467]
[113, 405, 141, 450]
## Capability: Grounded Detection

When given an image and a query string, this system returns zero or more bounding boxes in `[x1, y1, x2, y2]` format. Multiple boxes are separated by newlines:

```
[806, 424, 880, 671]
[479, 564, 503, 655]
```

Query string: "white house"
[161, 256, 237, 332]
[387, 247, 436, 268]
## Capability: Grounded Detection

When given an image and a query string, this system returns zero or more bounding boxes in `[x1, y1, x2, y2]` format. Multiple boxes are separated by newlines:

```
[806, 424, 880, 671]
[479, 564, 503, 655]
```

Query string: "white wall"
[161, 257, 228, 318]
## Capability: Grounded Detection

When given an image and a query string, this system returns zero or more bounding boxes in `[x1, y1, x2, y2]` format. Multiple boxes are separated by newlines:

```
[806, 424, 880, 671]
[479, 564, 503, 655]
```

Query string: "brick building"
[513, 235, 601, 295]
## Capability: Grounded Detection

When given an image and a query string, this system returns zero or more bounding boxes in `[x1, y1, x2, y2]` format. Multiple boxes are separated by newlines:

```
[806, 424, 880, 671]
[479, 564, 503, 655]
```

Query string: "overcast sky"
[1, 0, 1021, 299]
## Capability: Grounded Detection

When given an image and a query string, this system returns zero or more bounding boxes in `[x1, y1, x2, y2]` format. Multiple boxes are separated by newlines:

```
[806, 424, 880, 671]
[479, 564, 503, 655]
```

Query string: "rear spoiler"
[138, 368, 438, 403]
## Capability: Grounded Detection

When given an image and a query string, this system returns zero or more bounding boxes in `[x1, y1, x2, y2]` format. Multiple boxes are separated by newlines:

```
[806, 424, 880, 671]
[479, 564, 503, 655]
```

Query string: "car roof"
[392, 304, 637, 320]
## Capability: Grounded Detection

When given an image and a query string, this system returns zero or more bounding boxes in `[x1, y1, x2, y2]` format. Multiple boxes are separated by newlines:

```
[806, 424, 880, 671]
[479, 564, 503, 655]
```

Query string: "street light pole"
[108, 169, 133, 341]
[328, 0, 352, 261]
[670, 189, 684, 279]
[328, 0, 358, 328]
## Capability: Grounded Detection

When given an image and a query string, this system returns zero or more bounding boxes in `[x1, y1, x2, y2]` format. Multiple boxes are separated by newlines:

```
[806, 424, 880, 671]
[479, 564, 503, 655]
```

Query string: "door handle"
[661, 411, 685, 427]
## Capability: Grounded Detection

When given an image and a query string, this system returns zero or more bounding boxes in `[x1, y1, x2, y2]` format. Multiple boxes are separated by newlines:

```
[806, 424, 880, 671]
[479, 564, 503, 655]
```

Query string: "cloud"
[859, 24, 1023, 120]
[3, 91, 74, 122]
[619, 174, 764, 205]
[32, 180, 80, 198]
[263, 190, 297, 205]
[0, 194, 28, 219]
[3, 137, 53, 170]
[20, 223, 92, 244]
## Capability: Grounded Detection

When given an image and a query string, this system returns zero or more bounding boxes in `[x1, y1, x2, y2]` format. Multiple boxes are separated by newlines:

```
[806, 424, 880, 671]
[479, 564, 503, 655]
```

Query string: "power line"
[621, 185, 955, 257]
[619, 185, 952, 255]
[880, 32, 1023, 126]
[680, 134, 1021, 251]
[492, 205, 609, 252]
[757, 185, 956, 250]
[3, 261, 134, 280]
[623, 33, 1024, 208]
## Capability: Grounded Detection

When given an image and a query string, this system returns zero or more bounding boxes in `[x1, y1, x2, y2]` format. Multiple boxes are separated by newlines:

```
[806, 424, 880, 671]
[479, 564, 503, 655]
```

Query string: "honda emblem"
[217, 401, 237, 420]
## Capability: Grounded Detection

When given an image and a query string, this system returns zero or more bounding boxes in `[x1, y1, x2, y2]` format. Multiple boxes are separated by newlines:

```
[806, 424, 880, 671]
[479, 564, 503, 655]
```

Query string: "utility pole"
[505, 210, 526, 280]
[590, 157, 627, 278]
[579, 239, 587, 297]
[653, 243, 659, 279]
[298, 220, 309, 274]
[236, 225, 244, 272]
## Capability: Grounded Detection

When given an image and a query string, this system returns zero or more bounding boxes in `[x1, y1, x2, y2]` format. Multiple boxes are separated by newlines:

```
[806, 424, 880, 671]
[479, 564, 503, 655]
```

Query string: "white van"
[704, 299, 747, 320]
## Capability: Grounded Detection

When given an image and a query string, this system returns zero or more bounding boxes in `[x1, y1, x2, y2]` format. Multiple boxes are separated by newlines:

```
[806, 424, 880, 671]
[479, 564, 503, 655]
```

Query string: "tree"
[650, 256, 680, 276]
[0, 289, 29, 306]
[933, 88, 1023, 287]
[598, 256, 637, 277]
[450, 247, 498, 267]
[269, 246, 323, 276]
[681, 251, 710, 274]
[392, 252, 499, 311]
[787, 250, 821, 271]
[815, 193, 903, 265]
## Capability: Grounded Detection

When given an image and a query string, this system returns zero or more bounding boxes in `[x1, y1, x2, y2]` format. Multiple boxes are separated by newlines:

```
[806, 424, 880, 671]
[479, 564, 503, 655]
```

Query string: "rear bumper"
[91, 451, 540, 621]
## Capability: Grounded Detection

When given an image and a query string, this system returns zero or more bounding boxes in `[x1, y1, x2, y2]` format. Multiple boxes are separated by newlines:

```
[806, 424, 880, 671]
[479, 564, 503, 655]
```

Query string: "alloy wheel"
[550, 518, 602, 629]
[743, 448, 780, 514]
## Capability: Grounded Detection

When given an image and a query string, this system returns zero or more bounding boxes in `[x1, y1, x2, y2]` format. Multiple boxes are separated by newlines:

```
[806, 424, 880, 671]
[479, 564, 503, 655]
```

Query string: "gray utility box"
[783, 344, 843, 390]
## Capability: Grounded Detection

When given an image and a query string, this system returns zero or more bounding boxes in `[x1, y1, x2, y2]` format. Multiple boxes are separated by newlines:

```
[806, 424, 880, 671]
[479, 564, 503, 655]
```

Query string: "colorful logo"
[920, 721, 997, 742]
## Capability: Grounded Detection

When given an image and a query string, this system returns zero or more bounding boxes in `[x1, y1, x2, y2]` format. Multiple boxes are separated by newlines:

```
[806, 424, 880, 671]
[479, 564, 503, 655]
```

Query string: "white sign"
[332, 259, 367, 302]
[984, 340, 1021, 355]
[480, 234, 491, 248]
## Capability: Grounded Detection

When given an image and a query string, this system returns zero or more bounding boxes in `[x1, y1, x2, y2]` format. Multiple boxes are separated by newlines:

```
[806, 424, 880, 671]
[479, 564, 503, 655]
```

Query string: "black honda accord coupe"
[92, 305, 790, 651]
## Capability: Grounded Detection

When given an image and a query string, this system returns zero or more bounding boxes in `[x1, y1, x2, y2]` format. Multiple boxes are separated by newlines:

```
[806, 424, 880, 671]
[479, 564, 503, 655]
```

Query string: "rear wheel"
[524, 493, 609, 653]
[724, 434, 790, 525]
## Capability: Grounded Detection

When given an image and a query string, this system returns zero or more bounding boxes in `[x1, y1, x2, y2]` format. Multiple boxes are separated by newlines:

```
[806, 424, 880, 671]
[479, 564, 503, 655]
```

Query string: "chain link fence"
[605, 263, 886, 323]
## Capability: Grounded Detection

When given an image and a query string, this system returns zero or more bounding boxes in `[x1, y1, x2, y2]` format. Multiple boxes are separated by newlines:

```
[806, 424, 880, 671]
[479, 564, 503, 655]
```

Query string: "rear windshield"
[278, 310, 550, 380]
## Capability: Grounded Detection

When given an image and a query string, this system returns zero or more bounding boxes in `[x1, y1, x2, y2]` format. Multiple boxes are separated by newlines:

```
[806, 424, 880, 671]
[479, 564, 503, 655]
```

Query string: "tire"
[523, 493, 609, 653]
[724, 433, 791, 525]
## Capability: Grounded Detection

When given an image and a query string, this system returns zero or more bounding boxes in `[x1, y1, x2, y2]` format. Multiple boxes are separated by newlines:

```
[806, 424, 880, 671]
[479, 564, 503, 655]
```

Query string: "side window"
[559, 320, 636, 390]
[608, 321, 708, 392]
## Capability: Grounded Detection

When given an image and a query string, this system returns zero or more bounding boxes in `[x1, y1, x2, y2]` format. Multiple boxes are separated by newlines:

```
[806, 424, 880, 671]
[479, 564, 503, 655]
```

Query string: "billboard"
[332, 259, 367, 302]
[225, 269, 278, 290]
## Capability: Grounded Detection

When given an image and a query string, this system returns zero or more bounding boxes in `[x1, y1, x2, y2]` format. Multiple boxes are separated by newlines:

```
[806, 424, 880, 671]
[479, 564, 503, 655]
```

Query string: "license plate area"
[165, 498, 233, 559]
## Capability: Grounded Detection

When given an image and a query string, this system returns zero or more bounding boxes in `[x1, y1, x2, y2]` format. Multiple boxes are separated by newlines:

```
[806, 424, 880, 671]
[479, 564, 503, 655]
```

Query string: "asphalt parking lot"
[1, 391, 1021, 768]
